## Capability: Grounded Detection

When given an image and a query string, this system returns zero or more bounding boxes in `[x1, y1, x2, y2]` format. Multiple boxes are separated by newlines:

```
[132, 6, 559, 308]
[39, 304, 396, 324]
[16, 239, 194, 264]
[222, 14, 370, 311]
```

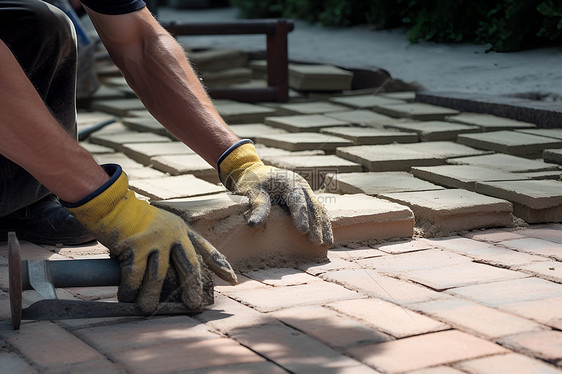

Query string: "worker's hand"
[62, 164, 237, 314]
[218, 140, 333, 246]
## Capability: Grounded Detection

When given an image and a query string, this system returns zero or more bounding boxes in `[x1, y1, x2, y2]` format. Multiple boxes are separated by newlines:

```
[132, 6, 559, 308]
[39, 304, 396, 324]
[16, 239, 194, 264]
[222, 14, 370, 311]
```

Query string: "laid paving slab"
[475, 180, 562, 223]
[324, 109, 399, 127]
[411, 164, 528, 191]
[151, 154, 218, 183]
[121, 116, 174, 138]
[121, 141, 195, 165]
[516, 128, 562, 140]
[214, 100, 278, 124]
[77, 110, 116, 127]
[514, 260, 562, 283]
[446, 277, 562, 307]
[289, 64, 353, 91]
[200, 67, 253, 88]
[89, 98, 146, 116]
[381, 91, 417, 101]
[336, 141, 488, 171]
[263, 154, 363, 190]
[93, 152, 146, 169]
[457, 353, 562, 374]
[380, 189, 514, 236]
[327, 298, 449, 339]
[409, 298, 543, 339]
[373, 102, 460, 120]
[277, 101, 349, 114]
[385, 121, 480, 141]
[499, 296, 562, 330]
[327, 171, 445, 196]
[544, 148, 562, 165]
[499, 237, 562, 261]
[345, 330, 507, 373]
[90, 131, 172, 152]
[320, 126, 418, 145]
[264, 114, 350, 132]
[329, 94, 404, 109]
[80, 142, 114, 154]
[519, 170, 562, 180]
[457, 130, 562, 159]
[228, 123, 287, 141]
[189, 48, 248, 72]
[447, 153, 561, 173]
[255, 145, 325, 159]
[498, 330, 562, 365]
[255, 132, 353, 153]
[447, 113, 537, 131]
[129, 174, 225, 200]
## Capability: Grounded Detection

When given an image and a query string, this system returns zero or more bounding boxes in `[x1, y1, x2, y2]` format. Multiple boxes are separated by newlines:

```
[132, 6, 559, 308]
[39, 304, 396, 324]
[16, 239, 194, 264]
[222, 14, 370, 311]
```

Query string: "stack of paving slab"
[79, 47, 562, 267]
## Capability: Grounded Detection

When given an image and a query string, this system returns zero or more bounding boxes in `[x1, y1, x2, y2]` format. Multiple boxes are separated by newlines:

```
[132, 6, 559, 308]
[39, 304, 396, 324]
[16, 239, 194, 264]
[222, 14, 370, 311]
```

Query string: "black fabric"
[79, 0, 145, 15]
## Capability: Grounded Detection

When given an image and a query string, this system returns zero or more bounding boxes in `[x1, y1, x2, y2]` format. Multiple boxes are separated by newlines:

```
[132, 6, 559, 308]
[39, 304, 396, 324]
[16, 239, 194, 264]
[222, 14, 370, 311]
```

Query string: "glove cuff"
[61, 164, 129, 225]
[217, 139, 264, 190]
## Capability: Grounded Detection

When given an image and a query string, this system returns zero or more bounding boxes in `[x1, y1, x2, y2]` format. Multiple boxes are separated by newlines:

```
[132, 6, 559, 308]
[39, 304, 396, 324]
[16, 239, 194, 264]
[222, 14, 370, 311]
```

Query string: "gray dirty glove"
[218, 140, 334, 246]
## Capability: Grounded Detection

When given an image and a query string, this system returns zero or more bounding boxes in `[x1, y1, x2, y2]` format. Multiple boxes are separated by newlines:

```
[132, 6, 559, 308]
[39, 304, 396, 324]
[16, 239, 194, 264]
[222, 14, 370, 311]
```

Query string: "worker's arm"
[0, 40, 109, 203]
[83, 6, 238, 166]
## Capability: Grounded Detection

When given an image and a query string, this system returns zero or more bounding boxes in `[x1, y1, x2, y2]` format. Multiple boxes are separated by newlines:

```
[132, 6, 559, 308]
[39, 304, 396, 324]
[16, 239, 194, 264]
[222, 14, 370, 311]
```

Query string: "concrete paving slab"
[380, 189, 513, 236]
[324, 109, 398, 127]
[214, 100, 278, 123]
[121, 141, 195, 165]
[93, 152, 146, 169]
[499, 296, 562, 330]
[277, 101, 349, 114]
[80, 142, 114, 154]
[255, 144, 325, 159]
[151, 154, 218, 182]
[320, 126, 418, 145]
[121, 117, 174, 138]
[264, 155, 363, 190]
[255, 132, 353, 153]
[89, 131, 172, 152]
[129, 174, 225, 200]
[447, 113, 537, 131]
[517, 128, 562, 140]
[447, 153, 561, 173]
[544, 149, 562, 165]
[264, 114, 350, 132]
[329, 94, 404, 109]
[381, 91, 417, 101]
[229, 123, 287, 141]
[458, 130, 562, 159]
[77, 111, 116, 127]
[385, 121, 480, 141]
[328, 171, 445, 195]
[322, 193, 415, 244]
[289, 64, 353, 91]
[200, 67, 253, 88]
[457, 352, 562, 374]
[89, 98, 146, 116]
[411, 165, 529, 191]
[336, 142, 487, 171]
[189, 48, 248, 72]
[475, 180, 562, 223]
[373, 102, 460, 120]
[518, 170, 562, 180]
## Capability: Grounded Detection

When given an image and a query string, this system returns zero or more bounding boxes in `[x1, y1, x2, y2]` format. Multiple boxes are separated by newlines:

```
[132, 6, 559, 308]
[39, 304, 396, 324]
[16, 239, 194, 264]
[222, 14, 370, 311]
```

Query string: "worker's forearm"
[87, 8, 238, 167]
[0, 41, 109, 203]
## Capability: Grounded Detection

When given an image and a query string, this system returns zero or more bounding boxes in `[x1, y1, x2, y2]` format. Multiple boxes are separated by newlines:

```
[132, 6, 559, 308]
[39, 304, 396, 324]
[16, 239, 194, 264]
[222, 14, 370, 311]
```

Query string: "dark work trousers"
[0, 0, 77, 216]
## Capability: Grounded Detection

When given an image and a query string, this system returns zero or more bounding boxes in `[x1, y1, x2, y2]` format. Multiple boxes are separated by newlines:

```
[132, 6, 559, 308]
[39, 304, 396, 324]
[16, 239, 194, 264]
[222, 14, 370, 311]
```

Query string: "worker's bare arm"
[83, 7, 239, 167]
[0, 40, 109, 203]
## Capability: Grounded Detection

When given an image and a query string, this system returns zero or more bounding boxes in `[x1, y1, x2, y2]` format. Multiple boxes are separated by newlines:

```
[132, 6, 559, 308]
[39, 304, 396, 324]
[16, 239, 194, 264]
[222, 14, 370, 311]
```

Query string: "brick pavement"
[1, 37, 562, 374]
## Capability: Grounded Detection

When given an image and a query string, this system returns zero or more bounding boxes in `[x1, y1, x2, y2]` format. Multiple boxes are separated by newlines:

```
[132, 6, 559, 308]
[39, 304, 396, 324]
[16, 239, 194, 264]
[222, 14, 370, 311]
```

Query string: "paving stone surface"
[90, 131, 172, 152]
[386, 120, 480, 141]
[151, 154, 218, 182]
[329, 94, 405, 109]
[289, 64, 354, 91]
[256, 132, 353, 152]
[411, 164, 528, 191]
[458, 130, 562, 159]
[447, 153, 561, 173]
[324, 109, 398, 126]
[264, 114, 350, 132]
[121, 141, 195, 165]
[278, 101, 350, 114]
[214, 100, 278, 123]
[544, 148, 562, 165]
[475, 180, 562, 223]
[121, 116, 174, 138]
[320, 126, 418, 145]
[447, 113, 537, 131]
[129, 174, 225, 200]
[330, 171, 445, 195]
[516, 128, 562, 140]
[380, 189, 514, 235]
[228, 123, 287, 141]
[374, 102, 460, 120]
[89, 98, 146, 116]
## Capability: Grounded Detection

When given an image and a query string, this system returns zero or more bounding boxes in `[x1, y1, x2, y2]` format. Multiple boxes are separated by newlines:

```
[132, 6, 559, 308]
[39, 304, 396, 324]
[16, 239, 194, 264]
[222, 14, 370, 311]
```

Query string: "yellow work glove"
[218, 140, 333, 246]
[62, 164, 237, 314]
